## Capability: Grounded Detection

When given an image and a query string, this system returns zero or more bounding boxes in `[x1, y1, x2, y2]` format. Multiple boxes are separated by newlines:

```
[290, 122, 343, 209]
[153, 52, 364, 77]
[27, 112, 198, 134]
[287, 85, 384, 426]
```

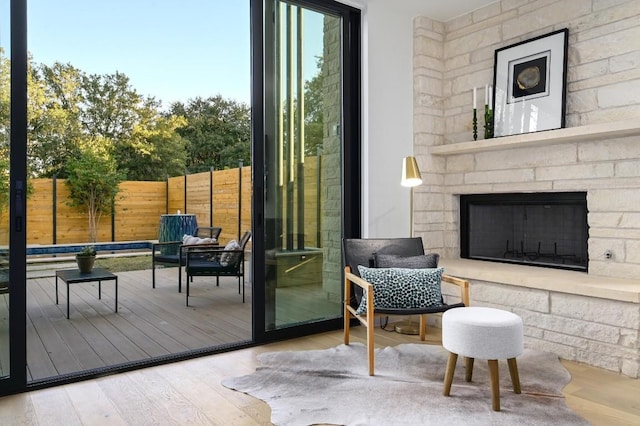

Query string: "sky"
[26, 0, 251, 107]
[0, 0, 324, 108]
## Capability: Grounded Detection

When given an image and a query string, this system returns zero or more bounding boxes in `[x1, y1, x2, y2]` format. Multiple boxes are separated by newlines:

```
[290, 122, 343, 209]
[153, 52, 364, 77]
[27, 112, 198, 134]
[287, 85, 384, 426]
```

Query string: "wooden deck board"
[117, 271, 249, 346]
[26, 278, 85, 376]
[38, 277, 138, 367]
[26, 267, 252, 382]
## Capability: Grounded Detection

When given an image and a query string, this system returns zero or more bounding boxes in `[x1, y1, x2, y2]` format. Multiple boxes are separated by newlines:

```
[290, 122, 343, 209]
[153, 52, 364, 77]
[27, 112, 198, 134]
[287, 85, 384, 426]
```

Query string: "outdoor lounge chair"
[184, 231, 251, 306]
[342, 237, 470, 375]
[151, 226, 222, 291]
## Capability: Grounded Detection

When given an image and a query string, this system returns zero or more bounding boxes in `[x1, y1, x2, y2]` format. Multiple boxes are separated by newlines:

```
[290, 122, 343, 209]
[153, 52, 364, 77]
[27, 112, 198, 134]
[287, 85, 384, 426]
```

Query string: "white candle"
[473, 87, 477, 109]
[485, 84, 488, 105]
[488, 85, 492, 109]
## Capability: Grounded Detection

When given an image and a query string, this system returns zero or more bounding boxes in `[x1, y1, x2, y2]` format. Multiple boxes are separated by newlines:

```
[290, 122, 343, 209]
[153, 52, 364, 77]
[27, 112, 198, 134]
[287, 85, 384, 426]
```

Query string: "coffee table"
[55, 268, 118, 319]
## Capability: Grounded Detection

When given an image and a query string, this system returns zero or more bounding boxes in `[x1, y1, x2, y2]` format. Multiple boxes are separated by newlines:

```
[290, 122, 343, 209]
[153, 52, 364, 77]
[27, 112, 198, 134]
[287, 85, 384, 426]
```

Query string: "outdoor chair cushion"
[355, 265, 444, 315]
[183, 235, 217, 245]
[219, 239, 242, 266]
[186, 258, 237, 274]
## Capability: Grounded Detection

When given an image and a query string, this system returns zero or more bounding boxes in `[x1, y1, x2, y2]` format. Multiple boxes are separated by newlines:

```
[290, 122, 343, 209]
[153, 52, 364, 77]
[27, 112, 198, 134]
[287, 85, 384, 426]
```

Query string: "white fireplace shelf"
[430, 119, 640, 156]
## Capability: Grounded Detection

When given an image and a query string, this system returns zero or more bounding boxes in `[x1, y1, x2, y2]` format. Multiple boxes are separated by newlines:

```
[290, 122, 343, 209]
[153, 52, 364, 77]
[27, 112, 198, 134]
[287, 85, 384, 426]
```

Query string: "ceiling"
[363, 0, 499, 22]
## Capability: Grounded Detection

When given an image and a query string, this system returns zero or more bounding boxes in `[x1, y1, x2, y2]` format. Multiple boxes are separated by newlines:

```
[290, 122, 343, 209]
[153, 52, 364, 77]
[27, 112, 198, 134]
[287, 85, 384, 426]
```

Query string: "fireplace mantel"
[430, 119, 640, 156]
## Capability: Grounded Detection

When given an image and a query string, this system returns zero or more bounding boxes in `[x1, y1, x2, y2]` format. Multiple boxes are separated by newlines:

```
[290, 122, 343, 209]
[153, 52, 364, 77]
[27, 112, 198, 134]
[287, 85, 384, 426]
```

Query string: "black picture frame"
[493, 28, 568, 137]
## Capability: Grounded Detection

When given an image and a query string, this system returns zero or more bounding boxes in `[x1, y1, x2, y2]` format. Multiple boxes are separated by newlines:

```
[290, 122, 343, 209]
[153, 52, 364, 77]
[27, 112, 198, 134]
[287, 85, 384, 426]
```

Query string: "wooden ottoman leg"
[488, 359, 500, 411]
[443, 352, 458, 396]
[507, 357, 521, 394]
[465, 357, 474, 382]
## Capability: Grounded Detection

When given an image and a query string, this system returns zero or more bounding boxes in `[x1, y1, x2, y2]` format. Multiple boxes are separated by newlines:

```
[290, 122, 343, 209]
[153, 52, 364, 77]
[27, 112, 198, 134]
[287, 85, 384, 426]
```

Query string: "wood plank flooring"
[25, 267, 252, 382]
[1, 265, 638, 424]
[0, 327, 638, 425]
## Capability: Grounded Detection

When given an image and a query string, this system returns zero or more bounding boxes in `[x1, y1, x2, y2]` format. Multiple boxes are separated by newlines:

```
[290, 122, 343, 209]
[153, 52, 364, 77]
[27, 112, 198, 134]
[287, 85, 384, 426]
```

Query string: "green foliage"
[0, 50, 10, 212]
[2, 50, 252, 184]
[65, 147, 125, 242]
[27, 61, 84, 177]
[303, 56, 325, 156]
[26, 62, 189, 180]
[120, 113, 188, 180]
[77, 245, 96, 256]
[170, 95, 250, 172]
[0, 156, 8, 213]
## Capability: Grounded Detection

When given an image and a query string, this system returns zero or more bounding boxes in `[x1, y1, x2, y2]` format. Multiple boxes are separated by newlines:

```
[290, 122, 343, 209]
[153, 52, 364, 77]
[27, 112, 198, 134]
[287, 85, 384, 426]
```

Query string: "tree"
[4, 53, 254, 182]
[28, 63, 188, 180]
[28, 61, 84, 177]
[120, 114, 188, 181]
[65, 144, 125, 242]
[170, 95, 250, 172]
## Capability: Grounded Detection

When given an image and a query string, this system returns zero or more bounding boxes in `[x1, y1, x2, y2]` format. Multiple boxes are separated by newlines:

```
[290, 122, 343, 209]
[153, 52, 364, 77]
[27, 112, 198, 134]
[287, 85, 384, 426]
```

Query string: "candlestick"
[473, 87, 477, 109]
[473, 108, 478, 141]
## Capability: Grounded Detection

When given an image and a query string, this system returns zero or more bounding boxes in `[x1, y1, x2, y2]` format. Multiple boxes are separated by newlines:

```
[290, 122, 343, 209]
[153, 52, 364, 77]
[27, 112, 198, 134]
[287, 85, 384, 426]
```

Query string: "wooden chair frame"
[343, 264, 470, 376]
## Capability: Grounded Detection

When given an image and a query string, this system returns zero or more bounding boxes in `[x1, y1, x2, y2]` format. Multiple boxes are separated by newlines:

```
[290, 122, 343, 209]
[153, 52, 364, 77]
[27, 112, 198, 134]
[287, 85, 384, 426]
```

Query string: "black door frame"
[250, 0, 361, 344]
[0, 0, 361, 396]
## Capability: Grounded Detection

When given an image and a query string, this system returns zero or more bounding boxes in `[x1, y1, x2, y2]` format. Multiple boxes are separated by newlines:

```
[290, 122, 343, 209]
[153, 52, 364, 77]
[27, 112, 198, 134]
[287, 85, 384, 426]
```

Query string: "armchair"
[343, 237, 470, 375]
[184, 231, 252, 306]
[151, 226, 222, 291]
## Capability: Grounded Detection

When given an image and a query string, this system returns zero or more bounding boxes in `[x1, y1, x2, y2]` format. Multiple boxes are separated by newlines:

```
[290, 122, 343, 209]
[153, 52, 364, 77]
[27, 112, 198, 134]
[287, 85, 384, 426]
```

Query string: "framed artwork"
[493, 28, 568, 137]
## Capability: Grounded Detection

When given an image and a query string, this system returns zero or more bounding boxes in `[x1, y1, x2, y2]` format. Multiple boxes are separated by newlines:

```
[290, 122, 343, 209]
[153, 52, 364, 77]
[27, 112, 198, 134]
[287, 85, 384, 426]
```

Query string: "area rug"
[221, 343, 590, 426]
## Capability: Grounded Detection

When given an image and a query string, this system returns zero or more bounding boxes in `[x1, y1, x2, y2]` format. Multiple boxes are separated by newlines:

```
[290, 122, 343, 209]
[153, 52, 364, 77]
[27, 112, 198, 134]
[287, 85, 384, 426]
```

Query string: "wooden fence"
[1, 157, 321, 247]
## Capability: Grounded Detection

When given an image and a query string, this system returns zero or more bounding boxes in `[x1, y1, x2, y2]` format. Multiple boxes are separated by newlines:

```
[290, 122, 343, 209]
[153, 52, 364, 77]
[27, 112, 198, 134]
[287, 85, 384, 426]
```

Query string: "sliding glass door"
[0, 0, 360, 395]
[253, 0, 360, 340]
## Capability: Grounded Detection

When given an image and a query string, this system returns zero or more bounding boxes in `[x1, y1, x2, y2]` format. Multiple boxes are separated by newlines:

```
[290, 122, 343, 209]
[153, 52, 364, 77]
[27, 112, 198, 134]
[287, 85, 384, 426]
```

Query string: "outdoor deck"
[25, 267, 252, 382]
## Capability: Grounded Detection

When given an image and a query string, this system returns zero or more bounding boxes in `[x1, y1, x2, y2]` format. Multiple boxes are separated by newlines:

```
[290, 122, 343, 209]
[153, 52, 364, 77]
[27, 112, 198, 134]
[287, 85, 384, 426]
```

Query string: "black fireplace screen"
[460, 192, 588, 271]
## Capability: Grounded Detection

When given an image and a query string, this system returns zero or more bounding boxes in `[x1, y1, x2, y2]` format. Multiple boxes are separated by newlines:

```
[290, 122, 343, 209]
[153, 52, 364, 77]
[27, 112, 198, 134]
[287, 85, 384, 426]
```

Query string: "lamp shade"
[401, 156, 422, 187]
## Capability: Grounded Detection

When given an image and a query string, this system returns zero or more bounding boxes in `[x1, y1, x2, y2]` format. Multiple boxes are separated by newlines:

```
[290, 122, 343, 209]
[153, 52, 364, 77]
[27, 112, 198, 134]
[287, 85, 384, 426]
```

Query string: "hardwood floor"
[0, 326, 638, 425]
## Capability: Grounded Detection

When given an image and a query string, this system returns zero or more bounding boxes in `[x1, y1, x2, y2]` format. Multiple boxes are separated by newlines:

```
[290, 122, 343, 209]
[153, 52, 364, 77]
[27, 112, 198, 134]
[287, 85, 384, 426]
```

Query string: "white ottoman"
[442, 307, 524, 411]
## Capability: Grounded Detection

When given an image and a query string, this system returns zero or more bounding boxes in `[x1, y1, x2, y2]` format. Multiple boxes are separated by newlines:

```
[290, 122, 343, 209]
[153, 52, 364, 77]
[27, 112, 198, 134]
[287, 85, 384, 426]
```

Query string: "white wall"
[340, 0, 500, 238]
[342, 0, 417, 237]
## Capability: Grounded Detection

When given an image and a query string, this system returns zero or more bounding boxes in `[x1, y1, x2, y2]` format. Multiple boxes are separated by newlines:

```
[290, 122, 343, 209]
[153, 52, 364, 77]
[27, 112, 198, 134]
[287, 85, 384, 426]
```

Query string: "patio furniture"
[442, 306, 524, 411]
[342, 237, 470, 375]
[56, 268, 118, 319]
[151, 226, 222, 291]
[184, 231, 252, 306]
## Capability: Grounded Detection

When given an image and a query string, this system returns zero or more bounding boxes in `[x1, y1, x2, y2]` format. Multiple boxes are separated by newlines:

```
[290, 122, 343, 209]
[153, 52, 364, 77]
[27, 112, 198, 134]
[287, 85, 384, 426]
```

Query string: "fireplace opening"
[460, 192, 588, 271]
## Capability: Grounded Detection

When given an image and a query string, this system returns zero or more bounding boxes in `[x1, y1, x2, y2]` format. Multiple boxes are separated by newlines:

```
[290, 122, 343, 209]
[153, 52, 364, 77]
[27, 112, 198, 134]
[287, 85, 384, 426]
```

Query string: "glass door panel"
[264, 1, 343, 330]
[22, 1, 252, 385]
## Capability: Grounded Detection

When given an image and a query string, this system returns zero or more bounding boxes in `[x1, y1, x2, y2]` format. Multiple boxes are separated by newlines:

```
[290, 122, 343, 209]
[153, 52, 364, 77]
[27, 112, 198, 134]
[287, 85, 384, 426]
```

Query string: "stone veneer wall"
[413, 0, 640, 377]
[322, 14, 343, 302]
[470, 279, 640, 378]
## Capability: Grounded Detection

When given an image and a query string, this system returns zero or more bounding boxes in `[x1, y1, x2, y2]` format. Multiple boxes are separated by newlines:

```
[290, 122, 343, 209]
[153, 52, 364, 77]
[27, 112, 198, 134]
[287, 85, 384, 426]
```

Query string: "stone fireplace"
[409, 1, 640, 378]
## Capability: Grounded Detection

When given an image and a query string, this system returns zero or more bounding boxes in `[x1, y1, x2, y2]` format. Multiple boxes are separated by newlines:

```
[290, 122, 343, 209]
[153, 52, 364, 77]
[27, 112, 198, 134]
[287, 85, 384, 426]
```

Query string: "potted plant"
[76, 245, 97, 273]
